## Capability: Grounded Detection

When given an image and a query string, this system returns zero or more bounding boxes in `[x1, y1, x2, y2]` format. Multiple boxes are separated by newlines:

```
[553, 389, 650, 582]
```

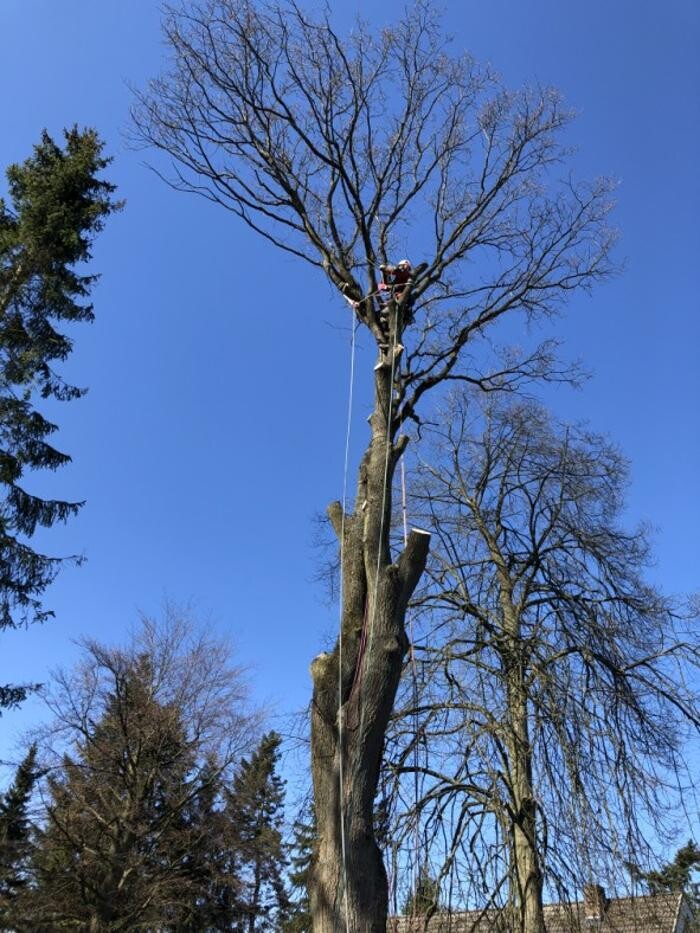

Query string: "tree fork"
[310, 358, 430, 932]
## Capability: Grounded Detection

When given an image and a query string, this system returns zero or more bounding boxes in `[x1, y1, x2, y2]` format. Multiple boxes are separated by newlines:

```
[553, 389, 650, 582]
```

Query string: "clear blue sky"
[1, 0, 698, 791]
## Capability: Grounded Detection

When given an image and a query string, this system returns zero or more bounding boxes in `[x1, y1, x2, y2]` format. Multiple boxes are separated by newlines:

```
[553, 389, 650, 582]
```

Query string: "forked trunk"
[309, 355, 430, 931]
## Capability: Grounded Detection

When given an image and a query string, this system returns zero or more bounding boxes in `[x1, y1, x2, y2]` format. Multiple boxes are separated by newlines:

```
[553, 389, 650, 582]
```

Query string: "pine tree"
[225, 731, 289, 931]
[0, 128, 119, 709]
[639, 841, 700, 904]
[0, 743, 38, 918]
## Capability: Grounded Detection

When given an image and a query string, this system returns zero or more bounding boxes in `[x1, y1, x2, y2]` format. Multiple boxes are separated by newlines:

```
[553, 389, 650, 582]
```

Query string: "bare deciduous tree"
[132, 2, 615, 927]
[382, 394, 700, 932]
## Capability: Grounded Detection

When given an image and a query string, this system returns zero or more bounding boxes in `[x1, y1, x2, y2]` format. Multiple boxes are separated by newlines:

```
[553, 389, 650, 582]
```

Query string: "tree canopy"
[381, 392, 700, 923]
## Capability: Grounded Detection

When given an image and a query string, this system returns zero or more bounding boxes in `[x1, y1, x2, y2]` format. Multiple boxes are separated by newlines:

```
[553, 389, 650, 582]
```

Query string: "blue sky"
[1, 0, 698, 810]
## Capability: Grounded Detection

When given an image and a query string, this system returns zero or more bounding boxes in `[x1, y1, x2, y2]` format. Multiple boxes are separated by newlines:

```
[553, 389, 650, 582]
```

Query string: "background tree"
[134, 2, 615, 927]
[381, 392, 700, 931]
[18, 609, 259, 930]
[630, 840, 700, 924]
[0, 128, 119, 709]
[177, 753, 236, 931]
[401, 865, 440, 921]
[0, 743, 39, 924]
[282, 802, 316, 933]
[225, 730, 289, 931]
[642, 842, 700, 898]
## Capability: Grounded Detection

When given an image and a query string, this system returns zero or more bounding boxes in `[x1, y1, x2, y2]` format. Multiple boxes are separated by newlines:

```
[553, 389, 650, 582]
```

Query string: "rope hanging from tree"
[335, 285, 424, 920]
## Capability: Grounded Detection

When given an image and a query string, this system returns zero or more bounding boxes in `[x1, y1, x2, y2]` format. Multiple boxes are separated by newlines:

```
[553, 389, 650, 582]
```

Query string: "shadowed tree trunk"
[310, 328, 430, 929]
[507, 661, 544, 933]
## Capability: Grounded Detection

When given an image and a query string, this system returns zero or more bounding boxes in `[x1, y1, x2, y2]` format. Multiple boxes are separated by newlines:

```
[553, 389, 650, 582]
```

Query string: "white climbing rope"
[400, 456, 409, 549]
[360, 307, 401, 742]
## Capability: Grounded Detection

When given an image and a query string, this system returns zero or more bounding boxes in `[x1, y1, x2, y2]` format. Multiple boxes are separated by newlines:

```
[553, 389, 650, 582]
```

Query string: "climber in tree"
[379, 259, 413, 301]
[372, 259, 413, 367]
[342, 259, 420, 324]
[378, 259, 419, 333]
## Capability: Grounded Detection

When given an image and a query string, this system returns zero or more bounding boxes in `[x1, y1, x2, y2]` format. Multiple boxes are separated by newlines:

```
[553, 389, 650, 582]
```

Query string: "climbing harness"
[341, 262, 416, 321]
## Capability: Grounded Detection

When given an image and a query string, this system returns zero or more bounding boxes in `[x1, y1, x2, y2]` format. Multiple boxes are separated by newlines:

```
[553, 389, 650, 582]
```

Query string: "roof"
[389, 892, 692, 933]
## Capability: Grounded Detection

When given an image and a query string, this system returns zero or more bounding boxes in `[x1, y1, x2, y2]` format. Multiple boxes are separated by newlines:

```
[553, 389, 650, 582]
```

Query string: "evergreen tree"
[0, 128, 119, 709]
[636, 840, 700, 904]
[0, 743, 38, 918]
[282, 803, 316, 933]
[225, 731, 289, 931]
[29, 660, 199, 929]
[16, 612, 257, 930]
[179, 755, 238, 931]
[402, 866, 441, 919]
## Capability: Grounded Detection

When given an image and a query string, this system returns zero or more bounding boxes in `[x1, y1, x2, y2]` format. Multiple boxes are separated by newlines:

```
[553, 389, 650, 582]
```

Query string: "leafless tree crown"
[383, 394, 700, 912]
[133, 0, 616, 418]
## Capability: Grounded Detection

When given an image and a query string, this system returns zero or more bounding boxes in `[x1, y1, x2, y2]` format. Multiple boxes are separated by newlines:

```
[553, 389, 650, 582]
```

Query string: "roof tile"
[389, 892, 687, 933]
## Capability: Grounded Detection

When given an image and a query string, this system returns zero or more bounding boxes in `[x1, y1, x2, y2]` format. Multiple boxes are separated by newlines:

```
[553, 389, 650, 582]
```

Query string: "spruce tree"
[282, 803, 316, 933]
[225, 731, 289, 931]
[179, 755, 235, 931]
[29, 660, 199, 929]
[0, 743, 38, 918]
[0, 128, 118, 709]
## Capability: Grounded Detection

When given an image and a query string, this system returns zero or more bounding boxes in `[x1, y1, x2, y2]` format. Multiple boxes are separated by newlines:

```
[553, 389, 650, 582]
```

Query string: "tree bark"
[502, 598, 545, 933]
[309, 353, 430, 932]
[508, 674, 545, 933]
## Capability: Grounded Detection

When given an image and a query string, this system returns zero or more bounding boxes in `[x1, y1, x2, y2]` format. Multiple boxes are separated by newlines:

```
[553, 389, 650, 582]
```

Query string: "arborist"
[378, 258, 416, 334]
[372, 259, 412, 369]
[341, 258, 424, 369]
[379, 259, 413, 303]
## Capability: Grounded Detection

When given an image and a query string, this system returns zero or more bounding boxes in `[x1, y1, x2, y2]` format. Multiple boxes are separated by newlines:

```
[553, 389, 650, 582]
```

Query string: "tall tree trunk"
[507, 661, 545, 933]
[492, 566, 546, 933]
[309, 354, 430, 932]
